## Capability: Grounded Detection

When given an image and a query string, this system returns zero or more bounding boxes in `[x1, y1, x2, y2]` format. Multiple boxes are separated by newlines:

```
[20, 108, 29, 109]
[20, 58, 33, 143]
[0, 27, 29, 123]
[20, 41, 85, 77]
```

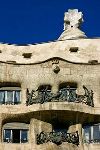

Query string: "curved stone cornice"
[0, 39, 100, 65]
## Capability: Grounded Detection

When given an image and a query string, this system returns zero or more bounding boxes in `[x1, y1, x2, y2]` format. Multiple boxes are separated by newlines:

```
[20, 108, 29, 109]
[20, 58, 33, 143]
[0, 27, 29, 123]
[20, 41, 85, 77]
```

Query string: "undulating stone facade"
[0, 9, 99, 150]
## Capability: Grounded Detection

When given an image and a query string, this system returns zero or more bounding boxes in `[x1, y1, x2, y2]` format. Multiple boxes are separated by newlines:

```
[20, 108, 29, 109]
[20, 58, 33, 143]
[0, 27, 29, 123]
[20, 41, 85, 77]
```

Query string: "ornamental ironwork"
[26, 85, 94, 107]
[84, 139, 100, 144]
[37, 131, 79, 145]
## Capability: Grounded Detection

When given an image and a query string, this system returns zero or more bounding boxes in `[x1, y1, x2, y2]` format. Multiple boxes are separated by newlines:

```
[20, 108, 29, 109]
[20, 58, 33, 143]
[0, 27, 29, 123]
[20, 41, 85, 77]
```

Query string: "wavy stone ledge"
[0, 102, 97, 118]
[0, 39, 100, 64]
[0, 102, 95, 115]
[0, 142, 80, 150]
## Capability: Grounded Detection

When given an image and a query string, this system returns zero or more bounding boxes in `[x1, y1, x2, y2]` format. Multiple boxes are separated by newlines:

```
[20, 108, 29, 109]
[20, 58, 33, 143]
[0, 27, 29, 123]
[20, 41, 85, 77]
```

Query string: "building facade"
[0, 9, 99, 150]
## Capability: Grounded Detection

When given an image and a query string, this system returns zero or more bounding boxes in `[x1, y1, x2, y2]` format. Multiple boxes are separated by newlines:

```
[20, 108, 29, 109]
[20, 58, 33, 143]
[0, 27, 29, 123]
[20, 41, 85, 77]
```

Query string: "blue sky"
[0, 0, 100, 44]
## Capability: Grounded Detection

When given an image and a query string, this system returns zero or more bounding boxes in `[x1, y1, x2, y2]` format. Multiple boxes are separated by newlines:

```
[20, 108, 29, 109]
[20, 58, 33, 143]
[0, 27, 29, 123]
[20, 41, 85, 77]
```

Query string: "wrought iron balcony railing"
[37, 131, 79, 145]
[84, 139, 100, 144]
[26, 85, 94, 107]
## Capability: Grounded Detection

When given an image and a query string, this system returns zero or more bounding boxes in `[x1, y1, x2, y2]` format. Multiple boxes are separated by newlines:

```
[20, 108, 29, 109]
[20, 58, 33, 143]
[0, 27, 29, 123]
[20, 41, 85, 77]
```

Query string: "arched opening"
[52, 118, 68, 133]
[38, 84, 51, 92]
[59, 82, 77, 89]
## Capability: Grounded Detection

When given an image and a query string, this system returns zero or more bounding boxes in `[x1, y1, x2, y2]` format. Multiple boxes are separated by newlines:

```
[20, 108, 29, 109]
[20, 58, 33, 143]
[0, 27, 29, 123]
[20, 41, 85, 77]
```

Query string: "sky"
[0, 0, 100, 44]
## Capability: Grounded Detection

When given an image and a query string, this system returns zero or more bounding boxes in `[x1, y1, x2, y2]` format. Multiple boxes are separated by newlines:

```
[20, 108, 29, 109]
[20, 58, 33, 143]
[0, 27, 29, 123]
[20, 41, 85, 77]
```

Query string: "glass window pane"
[21, 130, 28, 143]
[14, 91, 20, 104]
[84, 126, 91, 142]
[93, 125, 100, 141]
[12, 129, 20, 143]
[66, 88, 76, 102]
[4, 129, 11, 143]
[69, 89, 76, 101]
[0, 91, 5, 104]
[7, 91, 13, 102]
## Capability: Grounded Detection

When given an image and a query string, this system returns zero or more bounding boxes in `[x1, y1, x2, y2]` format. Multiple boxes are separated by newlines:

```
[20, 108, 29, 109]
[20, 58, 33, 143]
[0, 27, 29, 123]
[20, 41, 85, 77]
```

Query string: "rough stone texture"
[58, 28, 86, 40]
[58, 9, 86, 40]
[64, 9, 83, 29]
[0, 49, 99, 149]
[0, 143, 79, 150]
[83, 144, 100, 150]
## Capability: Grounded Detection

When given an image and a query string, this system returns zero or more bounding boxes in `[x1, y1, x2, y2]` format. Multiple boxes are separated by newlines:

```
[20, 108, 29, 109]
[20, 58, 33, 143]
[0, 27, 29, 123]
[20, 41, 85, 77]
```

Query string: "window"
[38, 85, 51, 93]
[83, 123, 100, 143]
[21, 130, 28, 143]
[53, 123, 68, 133]
[83, 125, 91, 143]
[37, 85, 52, 103]
[3, 129, 12, 143]
[59, 82, 77, 102]
[22, 53, 32, 58]
[88, 60, 98, 65]
[52, 117, 68, 133]
[69, 47, 78, 52]
[3, 129, 28, 143]
[38, 85, 51, 97]
[3, 123, 29, 143]
[0, 87, 21, 104]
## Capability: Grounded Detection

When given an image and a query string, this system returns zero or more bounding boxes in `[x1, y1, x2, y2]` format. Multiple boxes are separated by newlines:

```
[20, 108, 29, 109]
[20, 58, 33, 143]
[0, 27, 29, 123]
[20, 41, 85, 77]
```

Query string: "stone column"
[52, 85, 58, 94]
[0, 116, 3, 143]
[77, 82, 84, 95]
[21, 88, 27, 104]
[29, 118, 52, 144]
[68, 124, 76, 133]
[75, 112, 84, 149]
[76, 123, 84, 150]
[30, 118, 40, 144]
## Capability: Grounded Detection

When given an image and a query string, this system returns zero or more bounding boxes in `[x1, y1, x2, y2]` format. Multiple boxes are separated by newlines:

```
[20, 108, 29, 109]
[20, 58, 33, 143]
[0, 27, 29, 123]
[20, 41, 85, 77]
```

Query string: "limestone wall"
[0, 39, 99, 149]
[0, 143, 80, 150]
[0, 59, 99, 105]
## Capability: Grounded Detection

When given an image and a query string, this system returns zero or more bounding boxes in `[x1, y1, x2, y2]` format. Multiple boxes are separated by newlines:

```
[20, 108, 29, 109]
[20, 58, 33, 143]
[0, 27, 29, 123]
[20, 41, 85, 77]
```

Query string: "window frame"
[83, 123, 100, 143]
[3, 129, 28, 143]
[0, 87, 21, 104]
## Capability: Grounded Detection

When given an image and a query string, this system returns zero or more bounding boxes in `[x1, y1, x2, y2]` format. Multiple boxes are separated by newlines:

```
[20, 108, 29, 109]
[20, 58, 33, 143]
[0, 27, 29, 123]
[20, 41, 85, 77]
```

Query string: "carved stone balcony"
[26, 85, 94, 107]
[37, 131, 79, 145]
